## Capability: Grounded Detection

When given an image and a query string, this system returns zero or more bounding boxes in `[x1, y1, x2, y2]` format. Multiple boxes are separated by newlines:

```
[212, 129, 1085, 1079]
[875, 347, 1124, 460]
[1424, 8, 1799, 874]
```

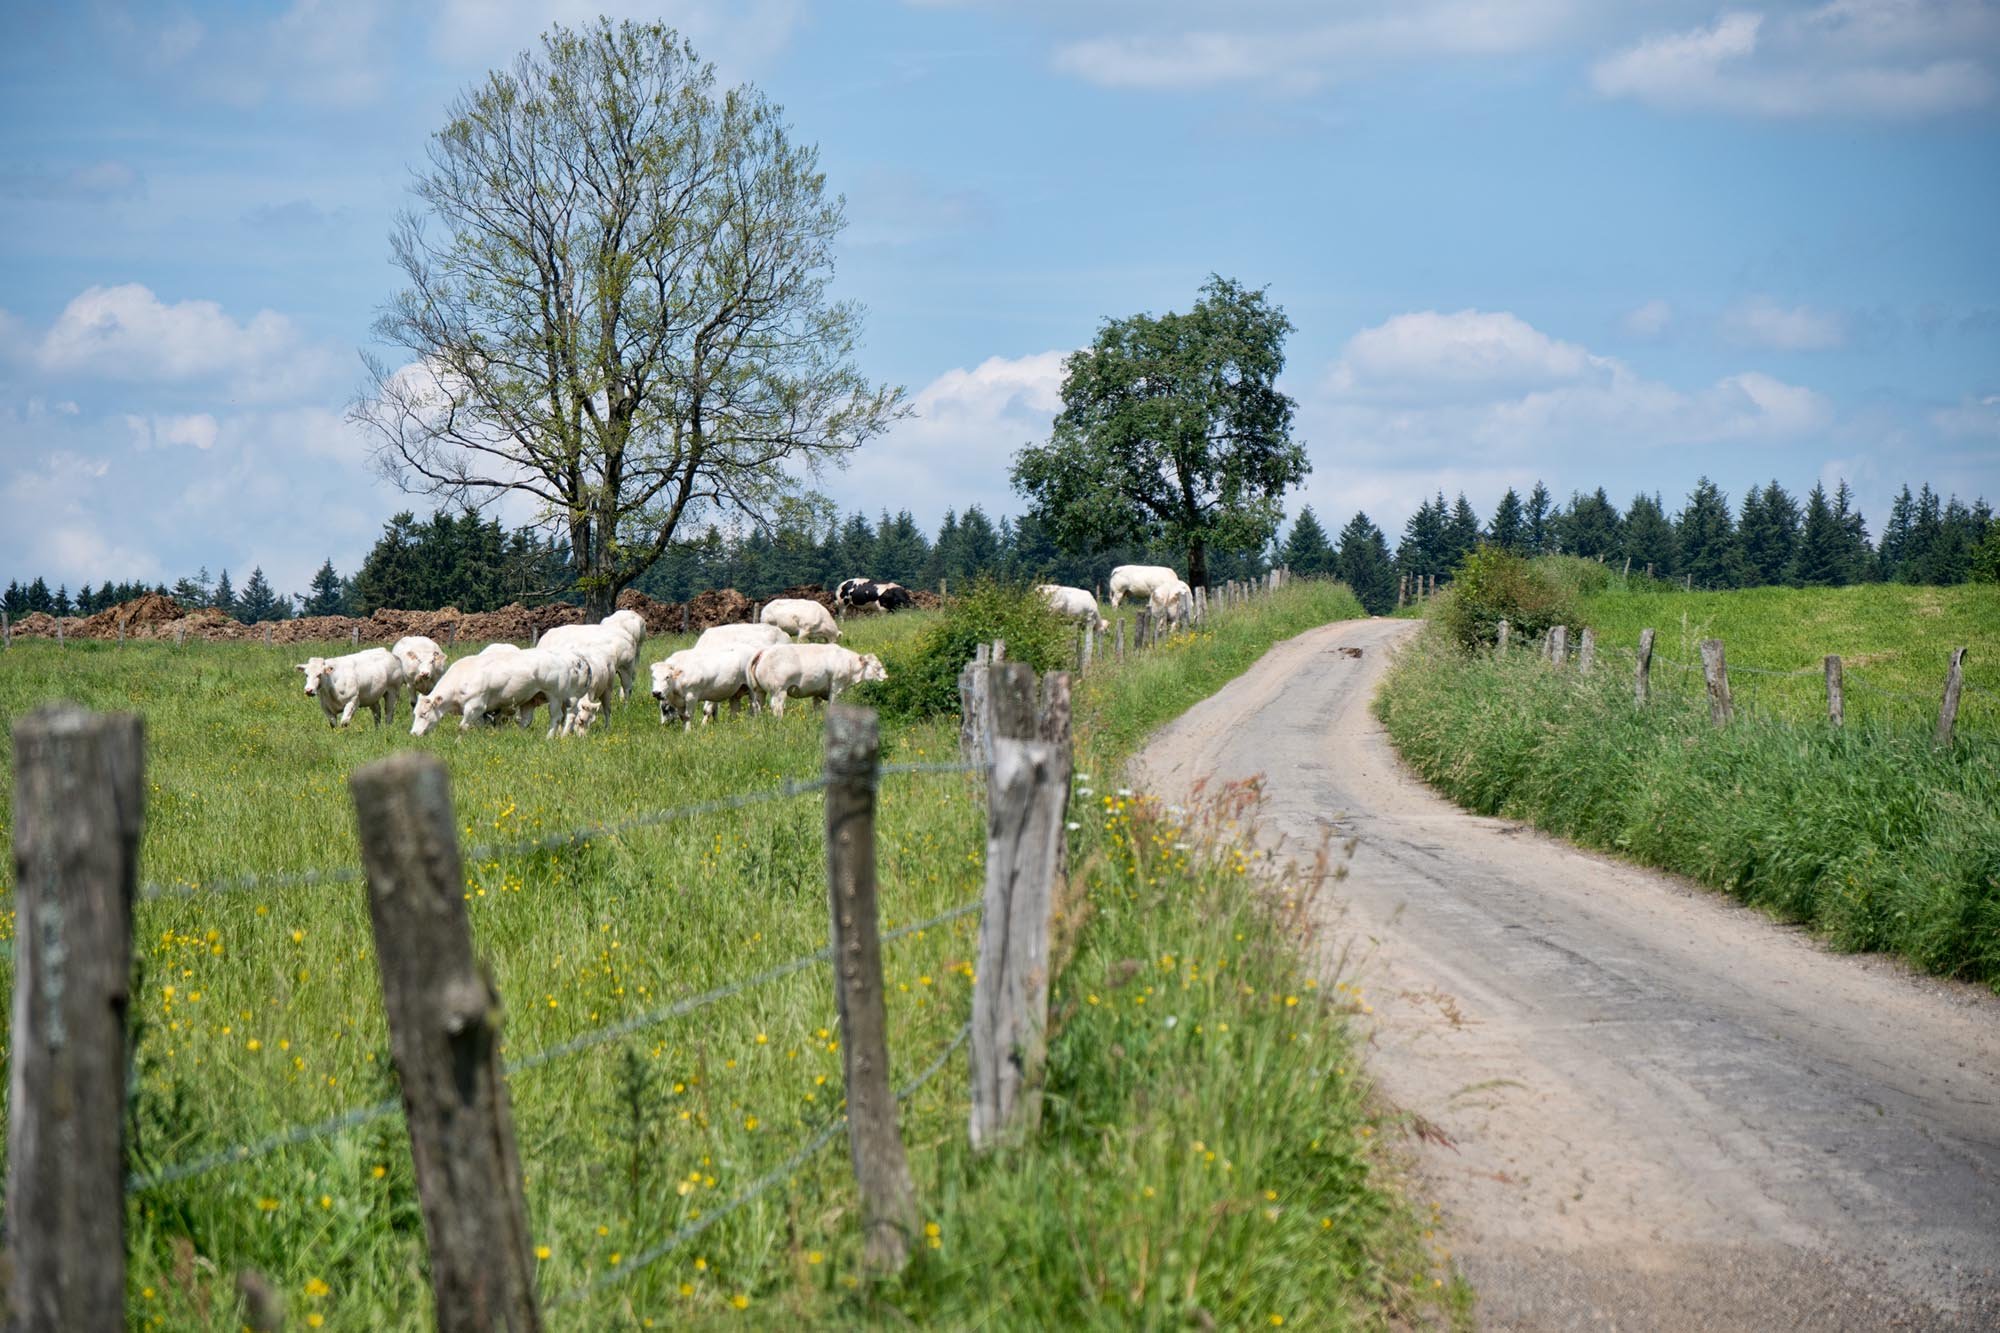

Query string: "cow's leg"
[338, 697, 358, 727]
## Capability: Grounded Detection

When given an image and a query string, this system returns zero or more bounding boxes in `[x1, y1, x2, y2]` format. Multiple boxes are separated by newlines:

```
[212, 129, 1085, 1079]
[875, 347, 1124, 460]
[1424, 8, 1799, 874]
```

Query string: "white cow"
[411, 647, 590, 738]
[1149, 578, 1194, 632]
[759, 598, 842, 642]
[391, 635, 448, 693]
[1037, 584, 1110, 633]
[539, 621, 640, 700]
[695, 622, 789, 651]
[650, 645, 761, 728]
[1108, 564, 1181, 607]
[746, 644, 887, 719]
[298, 649, 408, 729]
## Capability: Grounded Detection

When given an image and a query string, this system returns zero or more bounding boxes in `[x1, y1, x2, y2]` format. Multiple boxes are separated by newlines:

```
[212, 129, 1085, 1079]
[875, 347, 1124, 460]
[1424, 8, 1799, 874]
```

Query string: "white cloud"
[1310, 308, 1832, 470]
[821, 350, 1069, 521]
[124, 413, 221, 451]
[32, 284, 340, 400]
[1719, 296, 1848, 349]
[1931, 392, 2000, 438]
[1327, 309, 1607, 399]
[1048, 1, 1584, 91]
[1591, 4, 2000, 117]
[1623, 299, 1674, 338]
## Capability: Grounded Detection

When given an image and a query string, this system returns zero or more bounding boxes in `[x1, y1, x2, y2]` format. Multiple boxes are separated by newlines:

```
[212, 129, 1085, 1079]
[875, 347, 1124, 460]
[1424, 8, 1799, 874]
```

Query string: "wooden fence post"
[350, 754, 541, 1333]
[1700, 638, 1733, 727]
[681, 602, 691, 634]
[350, 624, 359, 648]
[1635, 629, 1655, 705]
[1495, 619, 1510, 655]
[175, 626, 185, 648]
[1578, 627, 1596, 674]
[1397, 574, 1407, 609]
[6, 707, 144, 1333]
[263, 624, 273, 647]
[1936, 648, 1966, 747]
[1549, 625, 1568, 668]
[823, 704, 920, 1274]
[2, 608, 10, 649]
[1114, 616, 1126, 663]
[971, 664, 1066, 1151]
[958, 642, 993, 766]
[446, 621, 459, 649]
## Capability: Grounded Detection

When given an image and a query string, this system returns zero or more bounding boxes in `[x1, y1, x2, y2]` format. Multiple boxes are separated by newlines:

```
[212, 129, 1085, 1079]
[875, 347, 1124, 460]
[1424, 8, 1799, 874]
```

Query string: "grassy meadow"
[1, 582, 1458, 1329]
[1380, 577, 2000, 989]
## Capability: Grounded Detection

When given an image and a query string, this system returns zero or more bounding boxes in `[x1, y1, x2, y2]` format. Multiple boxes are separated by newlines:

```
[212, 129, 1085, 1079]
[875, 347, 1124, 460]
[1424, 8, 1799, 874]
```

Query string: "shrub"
[862, 579, 1074, 718]
[1536, 553, 1615, 598]
[1437, 546, 1578, 650]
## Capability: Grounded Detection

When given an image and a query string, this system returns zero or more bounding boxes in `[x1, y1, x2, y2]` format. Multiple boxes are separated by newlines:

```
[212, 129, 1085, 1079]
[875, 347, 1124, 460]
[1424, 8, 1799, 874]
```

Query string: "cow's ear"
[295, 663, 308, 673]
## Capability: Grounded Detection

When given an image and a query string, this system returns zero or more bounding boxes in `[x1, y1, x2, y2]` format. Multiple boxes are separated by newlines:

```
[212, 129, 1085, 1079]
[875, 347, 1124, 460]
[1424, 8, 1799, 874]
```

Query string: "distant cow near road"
[1109, 564, 1181, 607]
[1037, 584, 1109, 633]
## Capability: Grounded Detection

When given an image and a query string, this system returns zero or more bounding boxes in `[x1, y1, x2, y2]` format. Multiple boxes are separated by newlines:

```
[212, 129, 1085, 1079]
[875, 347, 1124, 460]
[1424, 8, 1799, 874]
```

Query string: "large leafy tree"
[1011, 275, 1307, 588]
[353, 20, 904, 617]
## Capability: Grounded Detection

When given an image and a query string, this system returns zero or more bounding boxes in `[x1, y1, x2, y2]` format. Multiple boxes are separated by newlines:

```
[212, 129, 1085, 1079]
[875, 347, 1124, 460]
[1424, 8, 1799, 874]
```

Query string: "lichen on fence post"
[1701, 638, 1733, 727]
[1936, 647, 1967, 747]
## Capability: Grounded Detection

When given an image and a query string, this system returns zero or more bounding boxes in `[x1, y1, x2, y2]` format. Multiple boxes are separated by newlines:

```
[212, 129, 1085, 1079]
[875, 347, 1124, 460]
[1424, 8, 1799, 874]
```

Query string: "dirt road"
[1137, 617, 2000, 1331]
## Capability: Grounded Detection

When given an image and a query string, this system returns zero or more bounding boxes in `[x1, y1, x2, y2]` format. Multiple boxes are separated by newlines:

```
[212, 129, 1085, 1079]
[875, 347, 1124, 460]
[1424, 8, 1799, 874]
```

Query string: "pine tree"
[235, 567, 288, 622]
[2, 581, 24, 616]
[171, 566, 212, 608]
[1281, 506, 1335, 576]
[1525, 481, 1553, 555]
[301, 560, 347, 616]
[1972, 526, 2000, 584]
[52, 584, 74, 617]
[1675, 477, 1742, 589]
[1620, 493, 1676, 577]
[1878, 485, 1915, 580]
[25, 577, 52, 613]
[1832, 480, 1872, 582]
[1488, 488, 1526, 552]
[1738, 480, 1799, 586]
[1337, 512, 1398, 615]
[75, 582, 95, 614]
[1557, 488, 1621, 560]
[1397, 495, 1448, 579]
[1443, 494, 1482, 571]
[213, 568, 236, 615]
[1788, 483, 1847, 587]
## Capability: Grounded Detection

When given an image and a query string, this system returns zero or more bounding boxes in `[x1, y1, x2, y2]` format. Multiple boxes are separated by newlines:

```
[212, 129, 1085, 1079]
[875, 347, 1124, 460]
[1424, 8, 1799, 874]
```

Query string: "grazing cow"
[760, 597, 842, 642]
[1109, 564, 1181, 607]
[696, 622, 789, 651]
[391, 635, 448, 693]
[836, 579, 914, 614]
[539, 621, 640, 700]
[1037, 584, 1110, 633]
[1149, 578, 1194, 632]
[299, 649, 408, 728]
[411, 647, 590, 738]
[746, 644, 887, 718]
[650, 645, 760, 728]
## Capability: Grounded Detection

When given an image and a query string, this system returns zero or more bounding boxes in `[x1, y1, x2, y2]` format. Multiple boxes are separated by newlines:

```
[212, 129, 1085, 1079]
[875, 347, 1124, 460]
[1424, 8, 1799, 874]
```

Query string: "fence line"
[548, 1021, 972, 1309]
[125, 897, 984, 1192]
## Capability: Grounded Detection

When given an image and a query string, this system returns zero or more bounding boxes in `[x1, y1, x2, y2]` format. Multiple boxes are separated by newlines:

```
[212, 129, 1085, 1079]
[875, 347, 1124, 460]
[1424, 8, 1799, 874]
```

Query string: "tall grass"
[1377, 625, 2000, 990]
[0, 581, 1455, 1328]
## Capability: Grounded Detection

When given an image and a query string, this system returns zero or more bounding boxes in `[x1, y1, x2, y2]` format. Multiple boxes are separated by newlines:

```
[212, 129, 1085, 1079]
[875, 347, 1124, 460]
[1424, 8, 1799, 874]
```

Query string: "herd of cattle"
[294, 567, 1194, 738]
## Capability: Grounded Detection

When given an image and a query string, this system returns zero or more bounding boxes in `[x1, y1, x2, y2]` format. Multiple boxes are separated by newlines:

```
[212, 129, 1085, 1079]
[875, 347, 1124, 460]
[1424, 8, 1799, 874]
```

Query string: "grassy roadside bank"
[1, 583, 1456, 1328]
[1376, 609, 2000, 990]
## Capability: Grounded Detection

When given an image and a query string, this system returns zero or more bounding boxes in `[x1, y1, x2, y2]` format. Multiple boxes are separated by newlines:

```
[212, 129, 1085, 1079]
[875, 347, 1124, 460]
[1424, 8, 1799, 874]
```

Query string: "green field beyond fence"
[1, 581, 1454, 1330]
[1380, 580, 2000, 990]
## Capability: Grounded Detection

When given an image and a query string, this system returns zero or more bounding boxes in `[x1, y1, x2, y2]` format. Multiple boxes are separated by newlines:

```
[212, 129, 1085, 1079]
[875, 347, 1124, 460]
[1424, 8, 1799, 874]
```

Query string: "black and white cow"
[834, 578, 915, 614]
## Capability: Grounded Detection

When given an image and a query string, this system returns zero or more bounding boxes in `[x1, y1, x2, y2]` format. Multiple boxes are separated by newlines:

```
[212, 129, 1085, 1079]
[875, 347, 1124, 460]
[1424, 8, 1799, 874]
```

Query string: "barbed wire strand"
[124, 899, 982, 1191]
[133, 760, 983, 904]
[550, 1021, 972, 1309]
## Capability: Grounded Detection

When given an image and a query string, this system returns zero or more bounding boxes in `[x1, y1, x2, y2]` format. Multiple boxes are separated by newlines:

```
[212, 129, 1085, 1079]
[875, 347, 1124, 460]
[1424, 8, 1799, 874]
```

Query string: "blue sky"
[3, 0, 1996, 597]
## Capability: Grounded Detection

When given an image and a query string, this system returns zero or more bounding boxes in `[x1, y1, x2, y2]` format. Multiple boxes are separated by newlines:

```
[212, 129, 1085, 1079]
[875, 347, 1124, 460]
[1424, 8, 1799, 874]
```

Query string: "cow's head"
[573, 696, 604, 733]
[651, 663, 686, 724]
[410, 692, 442, 736]
[859, 653, 889, 683]
[297, 658, 330, 696]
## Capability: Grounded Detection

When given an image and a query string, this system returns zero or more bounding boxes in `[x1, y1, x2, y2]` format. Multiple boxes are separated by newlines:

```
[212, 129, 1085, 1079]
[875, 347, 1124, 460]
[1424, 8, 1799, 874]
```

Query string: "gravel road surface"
[1136, 617, 2000, 1331]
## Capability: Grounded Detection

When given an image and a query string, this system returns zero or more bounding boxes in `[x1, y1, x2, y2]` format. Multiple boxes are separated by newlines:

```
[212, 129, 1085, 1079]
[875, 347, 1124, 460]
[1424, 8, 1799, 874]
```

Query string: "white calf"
[539, 622, 639, 700]
[1149, 578, 1194, 632]
[746, 644, 887, 719]
[392, 635, 448, 693]
[298, 649, 407, 729]
[650, 645, 760, 728]
[410, 647, 589, 738]
[759, 598, 842, 642]
[1037, 584, 1110, 633]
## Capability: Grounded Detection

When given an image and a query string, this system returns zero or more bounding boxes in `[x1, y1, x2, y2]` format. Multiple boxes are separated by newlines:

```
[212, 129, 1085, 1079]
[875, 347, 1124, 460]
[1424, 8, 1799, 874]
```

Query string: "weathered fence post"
[2, 608, 10, 649]
[350, 754, 541, 1333]
[971, 664, 1066, 1152]
[446, 621, 459, 649]
[350, 624, 359, 648]
[958, 642, 993, 765]
[6, 707, 144, 1333]
[1397, 573, 1407, 609]
[263, 623, 273, 647]
[681, 602, 691, 634]
[1115, 616, 1126, 663]
[823, 704, 920, 1274]
[1495, 619, 1510, 655]
[1635, 629, 1655, 705]
[1132, 609, 1148, 651]
[1578, 627, 1596, 674]
[1700, 638, 1733, 727]
[175, 626, 185, 648]
[1081, 621, 1095, 672]
[1824, 655, 1844, 727]
[1549, 625, 1569, 668]
[1936, 648, 1966, 747]
[71, 623, 78, 648]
